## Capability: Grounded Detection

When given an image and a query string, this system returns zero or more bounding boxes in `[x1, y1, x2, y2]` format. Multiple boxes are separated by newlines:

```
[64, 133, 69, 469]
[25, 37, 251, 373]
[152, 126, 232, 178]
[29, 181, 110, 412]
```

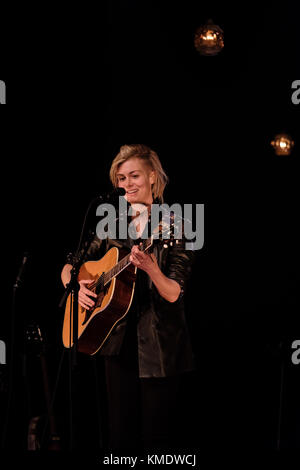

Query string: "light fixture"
[270, 133, 295, 156]
[194, 19, 224, 56]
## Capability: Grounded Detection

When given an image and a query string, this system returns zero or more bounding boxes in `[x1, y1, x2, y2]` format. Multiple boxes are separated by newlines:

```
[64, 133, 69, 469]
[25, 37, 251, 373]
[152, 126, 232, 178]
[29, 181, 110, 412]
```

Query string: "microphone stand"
[58, 187, 125, 366]
[58, 235, 94, 451]
[58, 231, 95, 368]
[58, 188, 125, 450]
[1, 252, 29, 449]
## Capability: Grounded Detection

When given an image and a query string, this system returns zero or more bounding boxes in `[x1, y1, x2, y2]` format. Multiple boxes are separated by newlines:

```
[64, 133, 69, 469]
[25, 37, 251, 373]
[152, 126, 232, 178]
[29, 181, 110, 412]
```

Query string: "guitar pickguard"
[82, 282, 110, 325]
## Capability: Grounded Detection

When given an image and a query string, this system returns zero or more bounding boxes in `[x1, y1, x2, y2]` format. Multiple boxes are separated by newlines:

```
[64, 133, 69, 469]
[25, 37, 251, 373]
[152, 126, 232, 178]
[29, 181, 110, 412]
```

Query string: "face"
[116, 157, 155, 206]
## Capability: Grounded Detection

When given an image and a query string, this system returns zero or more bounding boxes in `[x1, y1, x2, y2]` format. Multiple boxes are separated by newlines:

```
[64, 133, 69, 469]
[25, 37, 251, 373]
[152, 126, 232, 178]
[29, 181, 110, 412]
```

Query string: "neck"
[130, 202, 152, 218]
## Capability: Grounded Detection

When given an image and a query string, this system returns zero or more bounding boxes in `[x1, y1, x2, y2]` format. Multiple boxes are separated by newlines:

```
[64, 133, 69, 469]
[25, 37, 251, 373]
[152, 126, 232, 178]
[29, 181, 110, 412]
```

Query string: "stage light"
[270, 133, 294, 156]
[194, 19, 224, 56]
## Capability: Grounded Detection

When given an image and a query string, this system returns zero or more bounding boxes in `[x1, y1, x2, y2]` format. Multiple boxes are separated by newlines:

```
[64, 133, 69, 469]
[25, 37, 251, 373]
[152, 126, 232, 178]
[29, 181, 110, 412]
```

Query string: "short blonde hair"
[109, 144, 169, 201]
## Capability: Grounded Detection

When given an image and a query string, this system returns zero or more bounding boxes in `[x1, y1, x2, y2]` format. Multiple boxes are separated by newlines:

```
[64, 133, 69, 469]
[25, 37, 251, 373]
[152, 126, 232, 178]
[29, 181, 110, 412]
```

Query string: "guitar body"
[62, 246, 137, 355]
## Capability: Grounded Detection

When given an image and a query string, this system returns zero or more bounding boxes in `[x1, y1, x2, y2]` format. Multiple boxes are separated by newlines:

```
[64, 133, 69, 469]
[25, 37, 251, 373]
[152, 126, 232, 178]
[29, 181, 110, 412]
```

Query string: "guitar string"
[91, 238, 149, 291]
[84, 221, 173, 293]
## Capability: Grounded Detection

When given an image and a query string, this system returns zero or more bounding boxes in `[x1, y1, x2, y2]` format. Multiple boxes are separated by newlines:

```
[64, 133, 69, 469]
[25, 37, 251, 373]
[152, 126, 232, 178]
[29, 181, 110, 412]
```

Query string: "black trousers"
[102, 292, 196, 451]
[104, 353, 184, 451]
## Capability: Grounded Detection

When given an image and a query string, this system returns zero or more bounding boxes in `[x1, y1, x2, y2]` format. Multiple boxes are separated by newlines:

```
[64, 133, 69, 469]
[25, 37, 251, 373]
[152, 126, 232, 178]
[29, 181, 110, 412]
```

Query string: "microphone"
[73, 188, 127, 258]
[14, 252, 29, 289]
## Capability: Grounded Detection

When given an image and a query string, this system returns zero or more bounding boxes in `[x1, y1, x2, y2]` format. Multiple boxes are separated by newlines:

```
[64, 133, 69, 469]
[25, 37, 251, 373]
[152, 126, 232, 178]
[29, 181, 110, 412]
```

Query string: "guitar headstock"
[140, 212, 183, 252]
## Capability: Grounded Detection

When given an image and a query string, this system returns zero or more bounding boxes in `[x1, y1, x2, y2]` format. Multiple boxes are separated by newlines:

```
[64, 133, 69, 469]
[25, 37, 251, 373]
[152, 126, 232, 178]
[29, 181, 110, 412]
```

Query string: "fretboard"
[103, 236, 153, 286]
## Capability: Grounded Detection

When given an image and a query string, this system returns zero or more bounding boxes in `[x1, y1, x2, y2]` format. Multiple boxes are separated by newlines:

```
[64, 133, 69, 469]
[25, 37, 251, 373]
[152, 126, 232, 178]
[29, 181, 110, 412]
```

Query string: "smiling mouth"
[127, 190, 138, 194]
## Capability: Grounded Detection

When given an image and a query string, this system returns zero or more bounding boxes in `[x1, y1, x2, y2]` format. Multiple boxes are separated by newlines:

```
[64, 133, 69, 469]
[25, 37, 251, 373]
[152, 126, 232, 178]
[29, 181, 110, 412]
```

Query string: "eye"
[118, 176, 125, 182]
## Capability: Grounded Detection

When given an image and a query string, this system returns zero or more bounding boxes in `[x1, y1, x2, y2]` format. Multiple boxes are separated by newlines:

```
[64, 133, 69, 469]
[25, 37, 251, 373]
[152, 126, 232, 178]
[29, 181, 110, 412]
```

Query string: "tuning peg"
[163, 243, 168, 249]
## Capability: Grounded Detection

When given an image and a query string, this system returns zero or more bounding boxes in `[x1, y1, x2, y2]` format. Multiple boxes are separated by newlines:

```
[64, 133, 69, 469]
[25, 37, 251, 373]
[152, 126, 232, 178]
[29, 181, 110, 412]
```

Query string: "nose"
[127, 177, 134, 188]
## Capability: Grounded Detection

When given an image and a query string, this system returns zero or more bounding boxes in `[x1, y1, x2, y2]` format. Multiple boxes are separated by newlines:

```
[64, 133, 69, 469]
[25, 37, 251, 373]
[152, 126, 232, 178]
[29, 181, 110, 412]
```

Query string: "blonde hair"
[109, 144, 169, 202]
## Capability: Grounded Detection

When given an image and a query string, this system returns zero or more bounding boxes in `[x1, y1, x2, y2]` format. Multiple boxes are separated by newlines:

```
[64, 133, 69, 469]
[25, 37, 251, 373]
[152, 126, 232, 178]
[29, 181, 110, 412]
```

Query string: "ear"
[149, 170, 156, 185]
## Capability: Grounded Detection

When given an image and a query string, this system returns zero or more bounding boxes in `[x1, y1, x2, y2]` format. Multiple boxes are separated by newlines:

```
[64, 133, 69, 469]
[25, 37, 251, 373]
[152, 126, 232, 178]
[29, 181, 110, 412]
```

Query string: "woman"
[61, 144, 196, 450]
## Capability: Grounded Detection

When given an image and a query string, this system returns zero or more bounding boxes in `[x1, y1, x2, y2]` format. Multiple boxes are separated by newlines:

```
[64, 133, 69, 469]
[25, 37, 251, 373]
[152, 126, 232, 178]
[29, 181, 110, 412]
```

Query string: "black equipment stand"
[58, 188, 125, 450]
[1, 252, 29, 450]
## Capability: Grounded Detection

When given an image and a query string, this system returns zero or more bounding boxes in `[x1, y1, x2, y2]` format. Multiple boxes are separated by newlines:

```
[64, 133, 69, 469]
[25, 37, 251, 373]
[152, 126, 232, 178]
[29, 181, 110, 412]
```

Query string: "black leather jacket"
[72, 216, 196, 378]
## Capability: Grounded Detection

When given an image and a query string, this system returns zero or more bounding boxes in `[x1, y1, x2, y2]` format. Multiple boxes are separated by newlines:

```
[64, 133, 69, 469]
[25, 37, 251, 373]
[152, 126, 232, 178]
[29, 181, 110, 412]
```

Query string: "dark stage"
[1, 0, 300, 466]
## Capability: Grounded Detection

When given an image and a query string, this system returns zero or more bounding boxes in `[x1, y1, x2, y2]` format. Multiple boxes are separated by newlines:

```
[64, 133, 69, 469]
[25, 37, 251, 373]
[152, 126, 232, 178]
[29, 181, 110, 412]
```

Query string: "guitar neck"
[103, 237, 153, 286]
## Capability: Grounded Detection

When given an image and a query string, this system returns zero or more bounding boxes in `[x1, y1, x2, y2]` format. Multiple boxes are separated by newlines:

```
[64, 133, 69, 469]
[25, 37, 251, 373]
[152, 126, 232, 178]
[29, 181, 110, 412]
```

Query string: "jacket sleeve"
[65, 235, 105, 266]
[85, 236, 106, 261]
[164, 236, 196, 301]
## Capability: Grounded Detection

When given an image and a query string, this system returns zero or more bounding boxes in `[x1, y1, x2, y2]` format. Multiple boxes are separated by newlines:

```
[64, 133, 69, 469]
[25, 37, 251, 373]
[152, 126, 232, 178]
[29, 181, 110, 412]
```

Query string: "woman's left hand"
[129, 243, 158, 274]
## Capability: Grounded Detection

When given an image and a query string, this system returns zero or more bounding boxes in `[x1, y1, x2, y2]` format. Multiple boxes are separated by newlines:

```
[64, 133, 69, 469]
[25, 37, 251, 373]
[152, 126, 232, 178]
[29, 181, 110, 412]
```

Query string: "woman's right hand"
[78, 279, 98, 310]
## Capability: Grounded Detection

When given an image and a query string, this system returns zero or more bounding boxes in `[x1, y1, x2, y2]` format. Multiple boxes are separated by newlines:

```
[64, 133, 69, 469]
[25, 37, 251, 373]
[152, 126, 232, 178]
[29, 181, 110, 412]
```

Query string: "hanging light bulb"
[270, 133, 295, 156]
[194, 19, 224, 56]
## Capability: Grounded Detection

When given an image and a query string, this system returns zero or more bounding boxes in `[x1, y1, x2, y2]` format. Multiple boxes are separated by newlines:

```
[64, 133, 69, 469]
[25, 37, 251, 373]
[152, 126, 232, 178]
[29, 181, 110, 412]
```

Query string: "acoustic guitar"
[62, 223, 174, 355]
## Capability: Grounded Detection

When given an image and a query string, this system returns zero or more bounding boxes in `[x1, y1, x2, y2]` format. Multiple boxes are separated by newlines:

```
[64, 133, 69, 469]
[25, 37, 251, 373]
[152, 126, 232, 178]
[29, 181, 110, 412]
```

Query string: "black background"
[1, 0, 300, 460]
